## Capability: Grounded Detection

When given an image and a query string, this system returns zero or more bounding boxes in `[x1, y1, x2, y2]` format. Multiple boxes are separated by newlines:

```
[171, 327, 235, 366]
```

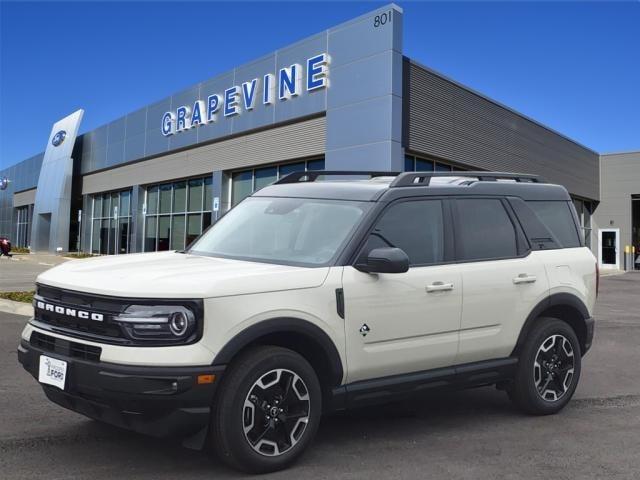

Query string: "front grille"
[31, 331, 102, 362]
[34, 284, 127, 342]
[35, 310, 123, 338]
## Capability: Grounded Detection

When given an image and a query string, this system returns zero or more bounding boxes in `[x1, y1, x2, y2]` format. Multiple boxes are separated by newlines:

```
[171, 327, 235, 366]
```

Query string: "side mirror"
[357, 247, 409, 274]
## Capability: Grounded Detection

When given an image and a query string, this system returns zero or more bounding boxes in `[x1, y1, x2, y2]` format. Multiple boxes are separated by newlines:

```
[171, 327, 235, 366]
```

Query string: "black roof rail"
[389, 171, 546, 188]
[274, 170, 400, 184]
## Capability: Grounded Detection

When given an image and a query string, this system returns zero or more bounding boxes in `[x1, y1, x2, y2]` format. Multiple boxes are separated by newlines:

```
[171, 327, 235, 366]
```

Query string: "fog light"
[169, 311, 189, 336]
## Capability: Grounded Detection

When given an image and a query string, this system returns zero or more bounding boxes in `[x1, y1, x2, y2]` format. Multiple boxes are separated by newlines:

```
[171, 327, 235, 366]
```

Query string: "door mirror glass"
[357, 247, 409, 274]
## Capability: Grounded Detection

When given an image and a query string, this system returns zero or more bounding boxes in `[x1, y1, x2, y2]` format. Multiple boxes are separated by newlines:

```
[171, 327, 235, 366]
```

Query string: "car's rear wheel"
[508, 317, 581, 415]
[211, 346, 322, 473]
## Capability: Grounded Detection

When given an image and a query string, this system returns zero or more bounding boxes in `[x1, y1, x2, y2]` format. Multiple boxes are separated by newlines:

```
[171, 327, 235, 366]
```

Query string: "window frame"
[451, 196, 530, 264]
[350, 197, 455, 269]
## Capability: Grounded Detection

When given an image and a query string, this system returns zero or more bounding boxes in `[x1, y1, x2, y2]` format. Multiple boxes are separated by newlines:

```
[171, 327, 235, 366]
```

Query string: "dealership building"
[0, 4, 636, 269]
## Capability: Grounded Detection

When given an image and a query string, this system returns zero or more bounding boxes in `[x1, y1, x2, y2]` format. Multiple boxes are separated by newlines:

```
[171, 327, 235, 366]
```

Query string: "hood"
[36, 251, 330, 299]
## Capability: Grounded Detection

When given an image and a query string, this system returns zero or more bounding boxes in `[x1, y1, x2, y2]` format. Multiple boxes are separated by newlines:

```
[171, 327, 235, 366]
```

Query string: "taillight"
[595, 262, 600, 298]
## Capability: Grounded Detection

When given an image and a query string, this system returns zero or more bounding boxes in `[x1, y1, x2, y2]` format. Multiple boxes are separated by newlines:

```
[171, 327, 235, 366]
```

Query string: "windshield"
[189, 197, 371, 266]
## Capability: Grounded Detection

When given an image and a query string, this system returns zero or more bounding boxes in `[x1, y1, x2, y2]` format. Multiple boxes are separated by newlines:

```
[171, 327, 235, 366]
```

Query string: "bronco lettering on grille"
[36, 301, 104, 322]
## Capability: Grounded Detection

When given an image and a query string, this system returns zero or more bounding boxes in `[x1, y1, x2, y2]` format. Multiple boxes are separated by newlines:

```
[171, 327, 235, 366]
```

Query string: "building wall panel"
[13, 188, 36, 207]
[405, 61, 599, 200]
[81, 116, 326, 195]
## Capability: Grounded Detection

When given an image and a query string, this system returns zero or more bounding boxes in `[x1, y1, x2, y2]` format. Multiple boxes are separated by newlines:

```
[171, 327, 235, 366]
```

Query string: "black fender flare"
[512, 293, 592, 356]
[212, 317, 344, 387]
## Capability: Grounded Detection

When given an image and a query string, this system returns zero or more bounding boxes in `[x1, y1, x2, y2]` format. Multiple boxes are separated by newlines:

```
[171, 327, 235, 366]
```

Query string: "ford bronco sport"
[18, 171, 597, 473]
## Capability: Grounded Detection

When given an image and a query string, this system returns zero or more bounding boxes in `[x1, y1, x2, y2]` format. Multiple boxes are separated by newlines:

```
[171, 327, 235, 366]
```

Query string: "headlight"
[114, 305, 197, 343]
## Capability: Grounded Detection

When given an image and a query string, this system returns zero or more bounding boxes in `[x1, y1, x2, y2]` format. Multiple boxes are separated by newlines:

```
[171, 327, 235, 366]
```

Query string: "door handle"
[426, 281, 454, 293]
[513, 274, 537, 284]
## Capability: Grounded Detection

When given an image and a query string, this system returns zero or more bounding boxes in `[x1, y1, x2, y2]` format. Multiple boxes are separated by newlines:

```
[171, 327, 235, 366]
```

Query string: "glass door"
[599, 229, 619, 269]
[91, 189, 132, 255]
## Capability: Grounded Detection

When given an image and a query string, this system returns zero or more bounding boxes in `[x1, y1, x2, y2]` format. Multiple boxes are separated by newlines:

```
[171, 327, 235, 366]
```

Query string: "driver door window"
[359, 200, 444, 266]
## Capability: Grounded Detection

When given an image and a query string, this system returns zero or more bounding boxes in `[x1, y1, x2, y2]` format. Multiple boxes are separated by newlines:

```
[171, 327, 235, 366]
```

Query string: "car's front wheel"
[211, 346, 322, 473]
[508, 317, 581, 415]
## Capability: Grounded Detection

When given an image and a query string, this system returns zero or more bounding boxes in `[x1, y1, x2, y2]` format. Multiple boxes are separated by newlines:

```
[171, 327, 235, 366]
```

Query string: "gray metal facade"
[0, 153, 43, 240]
[593, 151, 640, 267]
[404, 60, 600, 201]
[31, 110, 84, 252]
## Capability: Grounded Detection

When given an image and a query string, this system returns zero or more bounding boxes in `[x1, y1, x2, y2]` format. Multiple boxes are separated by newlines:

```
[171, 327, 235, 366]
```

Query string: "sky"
[0, 1, 639, 169]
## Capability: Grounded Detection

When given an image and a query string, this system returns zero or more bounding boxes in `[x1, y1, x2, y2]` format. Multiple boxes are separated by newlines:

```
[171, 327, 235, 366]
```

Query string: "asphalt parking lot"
[1, 273, 639, 479]
[0, 254, 68, 292]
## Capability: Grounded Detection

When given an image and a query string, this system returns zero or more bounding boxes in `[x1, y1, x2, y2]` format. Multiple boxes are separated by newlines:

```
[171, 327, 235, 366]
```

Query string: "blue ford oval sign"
[52, 130, 67, 147]
[0, 177, 8, 191]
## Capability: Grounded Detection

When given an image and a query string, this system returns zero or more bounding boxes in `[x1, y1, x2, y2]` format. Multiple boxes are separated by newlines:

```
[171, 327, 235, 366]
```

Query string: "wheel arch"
[213, 317, 345, 406]
[513, 293, 591, 356]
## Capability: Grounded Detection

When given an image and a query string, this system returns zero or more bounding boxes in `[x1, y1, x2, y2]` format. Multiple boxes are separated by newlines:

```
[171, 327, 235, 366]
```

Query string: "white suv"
[18, 171, 597, 473]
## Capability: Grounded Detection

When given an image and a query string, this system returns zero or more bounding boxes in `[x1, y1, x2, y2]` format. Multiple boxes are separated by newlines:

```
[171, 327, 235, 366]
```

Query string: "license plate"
[38, 355, 67, 390]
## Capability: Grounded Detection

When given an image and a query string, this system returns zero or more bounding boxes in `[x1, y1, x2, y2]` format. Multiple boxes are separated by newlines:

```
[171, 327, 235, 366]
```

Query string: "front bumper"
[18, 337, 224, 447]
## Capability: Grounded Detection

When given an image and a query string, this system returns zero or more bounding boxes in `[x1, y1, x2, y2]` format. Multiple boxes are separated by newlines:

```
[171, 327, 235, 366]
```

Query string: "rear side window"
[526, 201, 581, 248]
[360, 200, 444, 266]
[455, 199, 517, 261]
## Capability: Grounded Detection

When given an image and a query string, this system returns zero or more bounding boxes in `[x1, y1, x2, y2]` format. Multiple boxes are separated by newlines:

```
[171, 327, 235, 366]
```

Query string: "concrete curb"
[0, 299, 33, 317]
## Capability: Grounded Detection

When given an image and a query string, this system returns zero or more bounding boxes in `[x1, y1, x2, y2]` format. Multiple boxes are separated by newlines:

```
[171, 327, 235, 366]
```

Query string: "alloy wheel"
[242, 368, 311, 457]
[533, 334, 575, 402]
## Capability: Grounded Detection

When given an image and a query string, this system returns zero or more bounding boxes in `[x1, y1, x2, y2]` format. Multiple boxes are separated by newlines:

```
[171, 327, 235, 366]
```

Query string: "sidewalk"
[1, 252, 70, 266]
[0, 298, 33, 317]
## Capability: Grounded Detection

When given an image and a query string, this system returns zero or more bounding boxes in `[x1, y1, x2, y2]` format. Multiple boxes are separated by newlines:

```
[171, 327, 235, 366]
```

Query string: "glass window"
[230, 158, 325, 207]
[204, 176, 213, 212]
[584, 202, 592, 249]
[187, 213, 202, 245]
[279, 162, 305, 177]
[255, 167, 278, 191]
[307, 159, 325, 171]
[118, 218, 130, 254]
[15, 205, 31, 248]
[144, 216, 157, 252]
[360, 200, 444, 266]
[92, 220, 100, 254]
[188, 178, 203, 212]
[111, 192, 119, 217]
[416, 158, 434, 172]
[435, 162, 452, 172]
[527, 201, 581, 248]
[202, 212, 212, 232]
[93, 196, 103, 217]
[157, 216, 171, 251]
[100, 219, 110, 255]
[120, 190, 131, 217]
[404, 155, 415, 172]
[190, 197, 371, 267]
[173, 181, 187, 213]
[171, 215, 186, 251]
[456, 199, 517, 261]
[232, 170, 253, 206]
[101, 194, 111, 218]
[159, 184, 172, 214]
[147, 186, 158, 215]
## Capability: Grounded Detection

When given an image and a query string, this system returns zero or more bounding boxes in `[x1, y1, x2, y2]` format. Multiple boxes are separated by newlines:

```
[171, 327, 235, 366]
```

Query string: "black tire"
[508, 317, 581, 415]
[211, 346, 322, 474]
